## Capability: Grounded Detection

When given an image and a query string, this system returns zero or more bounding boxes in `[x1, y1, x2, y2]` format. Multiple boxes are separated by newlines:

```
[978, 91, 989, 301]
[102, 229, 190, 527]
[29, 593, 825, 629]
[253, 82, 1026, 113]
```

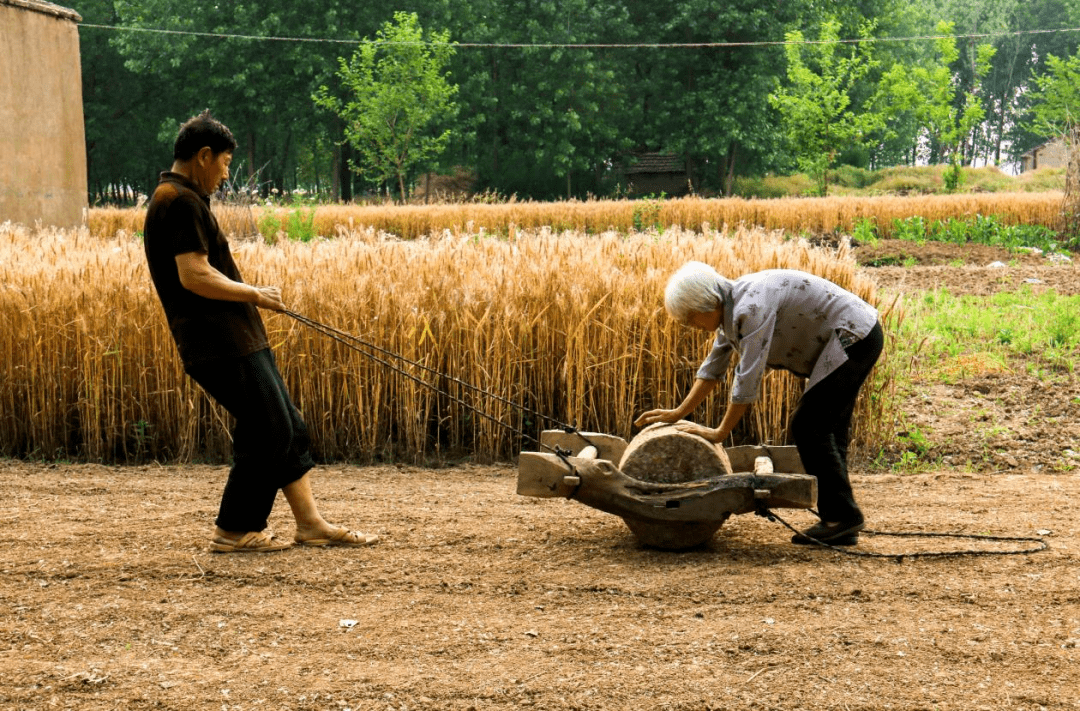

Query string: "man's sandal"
[210, 530, 293, 553]
[295, 527, 379, 548]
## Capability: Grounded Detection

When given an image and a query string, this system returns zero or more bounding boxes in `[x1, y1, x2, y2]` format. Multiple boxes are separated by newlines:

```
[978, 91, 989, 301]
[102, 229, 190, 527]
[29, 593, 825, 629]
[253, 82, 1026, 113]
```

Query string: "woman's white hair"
[664, 261, 731, 324]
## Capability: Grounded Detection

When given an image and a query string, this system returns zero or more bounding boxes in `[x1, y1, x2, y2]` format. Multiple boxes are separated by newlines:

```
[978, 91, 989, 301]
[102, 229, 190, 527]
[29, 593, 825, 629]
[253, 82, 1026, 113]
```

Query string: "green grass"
[894, 286, 1080, 376]
[877, 286, 1080, 472]
[863, 214, 1065, 253]
[732, 172, 818, 198]
[257, 205, 317, 243]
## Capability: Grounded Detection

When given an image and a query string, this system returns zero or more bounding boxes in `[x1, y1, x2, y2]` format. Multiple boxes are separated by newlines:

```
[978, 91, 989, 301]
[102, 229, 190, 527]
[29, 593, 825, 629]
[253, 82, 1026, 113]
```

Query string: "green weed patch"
[860, 214, 1065, 253]
[896, 287, 1080, 375]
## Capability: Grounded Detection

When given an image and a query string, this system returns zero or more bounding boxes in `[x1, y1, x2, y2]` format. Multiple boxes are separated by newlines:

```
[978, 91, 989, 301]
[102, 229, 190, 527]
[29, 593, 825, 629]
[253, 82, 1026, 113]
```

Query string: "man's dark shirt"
[143, 172, 269, 368]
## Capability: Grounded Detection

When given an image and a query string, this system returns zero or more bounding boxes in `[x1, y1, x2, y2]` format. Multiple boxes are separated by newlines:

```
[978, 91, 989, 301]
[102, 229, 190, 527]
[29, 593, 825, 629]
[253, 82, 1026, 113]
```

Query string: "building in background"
[0, 0, 86, 228]
[1019, 137, 1067, 173]
[623, 153, 690, 197]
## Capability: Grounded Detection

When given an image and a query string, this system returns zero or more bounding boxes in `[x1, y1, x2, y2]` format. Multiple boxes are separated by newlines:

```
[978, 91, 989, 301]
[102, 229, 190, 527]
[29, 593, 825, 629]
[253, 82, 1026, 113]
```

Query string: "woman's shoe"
[791, 517, 864, 546]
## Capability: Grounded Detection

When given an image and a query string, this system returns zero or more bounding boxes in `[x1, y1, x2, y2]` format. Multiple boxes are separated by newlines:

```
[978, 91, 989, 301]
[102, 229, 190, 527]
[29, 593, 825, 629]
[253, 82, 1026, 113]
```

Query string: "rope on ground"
[755, 506, 1050, 561]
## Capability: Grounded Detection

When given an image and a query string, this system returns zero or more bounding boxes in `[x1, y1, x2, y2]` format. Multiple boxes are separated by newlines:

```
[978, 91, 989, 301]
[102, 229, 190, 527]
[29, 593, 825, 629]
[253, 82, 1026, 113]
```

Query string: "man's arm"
[175, 251, 285, 311]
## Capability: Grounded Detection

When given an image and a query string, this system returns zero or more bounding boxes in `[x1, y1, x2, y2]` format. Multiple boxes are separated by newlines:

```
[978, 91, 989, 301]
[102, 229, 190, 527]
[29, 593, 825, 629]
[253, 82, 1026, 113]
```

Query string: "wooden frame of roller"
[517, 424, 817, 550]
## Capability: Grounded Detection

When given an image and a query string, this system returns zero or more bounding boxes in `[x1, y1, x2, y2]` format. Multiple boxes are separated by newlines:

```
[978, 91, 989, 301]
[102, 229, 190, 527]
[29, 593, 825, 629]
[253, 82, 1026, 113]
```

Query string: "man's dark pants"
[791, 322, 885, 524]
[186, 348, 314, 532]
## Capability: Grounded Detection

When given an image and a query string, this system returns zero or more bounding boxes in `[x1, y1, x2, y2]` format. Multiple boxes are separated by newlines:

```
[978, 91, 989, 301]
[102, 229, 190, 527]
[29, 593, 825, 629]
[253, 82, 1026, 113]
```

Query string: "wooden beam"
[517, 452, 816, 520]
[538, 430, 628, 463]
[726, 445, 805, 474]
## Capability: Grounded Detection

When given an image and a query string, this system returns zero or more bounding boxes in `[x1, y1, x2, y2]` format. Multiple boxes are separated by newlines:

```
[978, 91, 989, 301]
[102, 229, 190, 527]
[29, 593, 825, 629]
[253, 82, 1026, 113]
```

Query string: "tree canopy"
[78, 0, 1080, 202]
[314, 12, 458, 201]
[769, 18, 881, 195]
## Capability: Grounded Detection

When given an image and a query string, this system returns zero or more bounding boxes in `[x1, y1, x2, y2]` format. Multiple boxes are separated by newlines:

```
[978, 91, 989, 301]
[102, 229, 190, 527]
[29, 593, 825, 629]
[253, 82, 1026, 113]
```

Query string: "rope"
[282, 309, 586, 465]
[78, 22, 1080, 49]
[754, 505, 1049, 561]
[285, 309, 573, 429]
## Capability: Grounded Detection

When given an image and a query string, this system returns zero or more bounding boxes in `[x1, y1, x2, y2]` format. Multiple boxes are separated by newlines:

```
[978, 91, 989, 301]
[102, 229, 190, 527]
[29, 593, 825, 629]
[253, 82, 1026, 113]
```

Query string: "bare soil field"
[1, 462, 1077, 711]
[2, 241, 1077, 711]
[859, 239, 1079, 296]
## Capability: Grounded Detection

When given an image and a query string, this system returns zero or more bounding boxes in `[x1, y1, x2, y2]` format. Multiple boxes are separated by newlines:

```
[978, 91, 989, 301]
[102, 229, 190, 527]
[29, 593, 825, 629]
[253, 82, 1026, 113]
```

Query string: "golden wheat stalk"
[1, 221, 898, 463]
[87, 192, 1064, 242]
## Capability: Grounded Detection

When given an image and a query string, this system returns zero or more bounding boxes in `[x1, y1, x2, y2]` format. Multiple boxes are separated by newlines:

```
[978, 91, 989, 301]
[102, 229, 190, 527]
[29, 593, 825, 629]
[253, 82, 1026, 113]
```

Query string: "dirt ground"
[2, 241, 1078, 711]
[859, 239, 1078, 296]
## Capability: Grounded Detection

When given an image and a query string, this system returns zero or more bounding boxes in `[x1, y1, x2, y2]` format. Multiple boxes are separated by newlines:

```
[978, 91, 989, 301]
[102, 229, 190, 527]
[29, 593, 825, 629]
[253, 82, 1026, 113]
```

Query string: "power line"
[78, 22, 1080, 49]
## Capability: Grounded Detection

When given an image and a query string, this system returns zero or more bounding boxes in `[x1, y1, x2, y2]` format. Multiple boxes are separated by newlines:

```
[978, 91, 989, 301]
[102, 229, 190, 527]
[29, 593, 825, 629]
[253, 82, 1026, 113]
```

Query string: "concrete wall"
[0, 0, 87, 228]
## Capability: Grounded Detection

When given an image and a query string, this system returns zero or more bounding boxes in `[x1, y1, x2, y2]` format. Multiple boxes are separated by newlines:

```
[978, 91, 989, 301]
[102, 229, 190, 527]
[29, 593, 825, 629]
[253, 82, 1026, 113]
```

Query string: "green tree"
[79, 0, 163, 202]
[997, 0, 1080, 162]
[993, 0, 1080, 164]
[111, 0, 387, 198]
[444, 0, 634, 199]
[878, 21, 995, 172]
[1030, 53, 1080, 134]
[635, 0, 806, 195]
[314, 12, 458, 200]
[769, 18, 880, 196]
[1029, 50, 1080, 246]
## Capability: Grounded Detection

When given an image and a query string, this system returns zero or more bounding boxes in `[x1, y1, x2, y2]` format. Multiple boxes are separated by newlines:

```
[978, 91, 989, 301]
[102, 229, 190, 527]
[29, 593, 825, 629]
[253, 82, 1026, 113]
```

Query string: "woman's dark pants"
[186, 348, 314, 532]
[791, 323, 884, 524]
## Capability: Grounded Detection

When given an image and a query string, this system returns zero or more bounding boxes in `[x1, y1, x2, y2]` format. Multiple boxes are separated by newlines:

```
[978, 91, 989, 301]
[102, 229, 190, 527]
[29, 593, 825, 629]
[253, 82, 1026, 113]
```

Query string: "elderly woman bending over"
[636, 262, 884, 546]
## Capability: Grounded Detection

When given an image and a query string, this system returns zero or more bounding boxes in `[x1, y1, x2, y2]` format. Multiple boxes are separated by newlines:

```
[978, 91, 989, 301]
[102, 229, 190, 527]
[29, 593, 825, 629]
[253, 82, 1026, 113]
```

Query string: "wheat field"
[87, 192, 1065, 242]
[0, 221, 901, 464]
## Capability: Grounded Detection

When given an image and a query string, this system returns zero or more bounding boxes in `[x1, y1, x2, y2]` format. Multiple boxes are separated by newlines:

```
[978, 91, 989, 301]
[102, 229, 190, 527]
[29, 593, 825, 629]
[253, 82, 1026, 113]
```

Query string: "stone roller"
[517, 422, 816, 550]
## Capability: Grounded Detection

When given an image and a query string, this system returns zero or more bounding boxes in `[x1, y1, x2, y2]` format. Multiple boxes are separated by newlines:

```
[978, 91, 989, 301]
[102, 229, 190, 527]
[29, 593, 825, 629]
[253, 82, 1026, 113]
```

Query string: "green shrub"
[872, 168, 940, 195]
[943, 160, 965, 193]
[891, 215, 928, 243]
[852, 216, 879, 246]
[257, 210, 281, 244]
[830, 165, 875, 189]
[872, 214, 1061, 253]
[733, 173, 816, 198]
[258, 207, 317, 243]
[631, 194, 665, 232]
[285, 207, 317, 242]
